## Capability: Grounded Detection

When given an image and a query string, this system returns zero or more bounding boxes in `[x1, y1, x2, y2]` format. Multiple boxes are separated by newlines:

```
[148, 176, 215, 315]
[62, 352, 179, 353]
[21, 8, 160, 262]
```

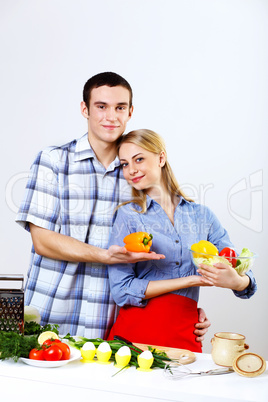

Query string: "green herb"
[63, 333, 76, 343]
[0, 331, 39, 362]
[0, 323, 59, 362]
[24, 321, 59, 336]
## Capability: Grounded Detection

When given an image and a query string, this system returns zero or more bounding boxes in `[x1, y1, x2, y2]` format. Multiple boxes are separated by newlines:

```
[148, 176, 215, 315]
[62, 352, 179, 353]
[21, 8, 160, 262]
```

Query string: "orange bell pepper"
[123, 232, 153, 253]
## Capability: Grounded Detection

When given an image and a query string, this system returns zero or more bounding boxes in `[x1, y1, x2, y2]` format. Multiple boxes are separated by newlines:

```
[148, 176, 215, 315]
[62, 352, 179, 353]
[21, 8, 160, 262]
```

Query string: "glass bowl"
[189, 249, 257, 275]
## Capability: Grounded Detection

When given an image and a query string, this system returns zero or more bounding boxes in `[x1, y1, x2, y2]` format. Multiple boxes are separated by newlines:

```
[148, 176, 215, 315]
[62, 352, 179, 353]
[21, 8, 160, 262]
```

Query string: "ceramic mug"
[211, 332, 249, 367]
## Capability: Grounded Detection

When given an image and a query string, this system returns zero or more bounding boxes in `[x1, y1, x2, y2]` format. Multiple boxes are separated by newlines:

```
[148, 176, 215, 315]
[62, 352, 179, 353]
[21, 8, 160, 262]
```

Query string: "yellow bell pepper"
[123, 232, 153, 253]
[191, 240, 219, 258]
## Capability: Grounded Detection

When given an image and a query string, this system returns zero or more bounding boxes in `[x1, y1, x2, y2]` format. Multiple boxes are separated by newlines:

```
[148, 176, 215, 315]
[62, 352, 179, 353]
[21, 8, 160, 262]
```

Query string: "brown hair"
[83, 72, 133, 109]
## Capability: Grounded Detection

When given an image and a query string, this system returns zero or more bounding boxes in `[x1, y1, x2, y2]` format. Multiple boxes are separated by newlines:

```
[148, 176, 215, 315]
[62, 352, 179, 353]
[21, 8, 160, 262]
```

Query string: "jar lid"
[233, 353, 266, 377]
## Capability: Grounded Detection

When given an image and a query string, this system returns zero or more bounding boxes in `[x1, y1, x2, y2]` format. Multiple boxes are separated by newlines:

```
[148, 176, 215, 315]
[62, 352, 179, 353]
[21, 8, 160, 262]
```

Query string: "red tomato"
[56, 342, 71, 360]
[29, 348, 45, 360]
[219, 247, 237, 268]
[43, 344, 63, 361]
[42, 338, 61, 348]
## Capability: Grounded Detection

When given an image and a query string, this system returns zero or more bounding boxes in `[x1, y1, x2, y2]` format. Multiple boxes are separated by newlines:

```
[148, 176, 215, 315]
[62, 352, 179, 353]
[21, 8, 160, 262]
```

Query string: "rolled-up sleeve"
[108, 206, 150, 307]
[108, 264, 150, 307]
[232, 270, 257, 299]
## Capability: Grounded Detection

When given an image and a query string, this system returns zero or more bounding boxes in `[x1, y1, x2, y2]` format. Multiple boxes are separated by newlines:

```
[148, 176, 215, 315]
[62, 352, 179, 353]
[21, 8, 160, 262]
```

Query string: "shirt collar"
[74, 133, 95, 162]
[146, 194, 190, 209]
[109, 156, 121, 170]
[74, 133, 121, 170]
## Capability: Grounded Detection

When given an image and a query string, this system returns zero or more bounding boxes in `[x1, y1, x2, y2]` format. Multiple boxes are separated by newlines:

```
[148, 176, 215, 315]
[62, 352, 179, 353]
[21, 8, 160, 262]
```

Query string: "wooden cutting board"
[133, 342, 196, 365]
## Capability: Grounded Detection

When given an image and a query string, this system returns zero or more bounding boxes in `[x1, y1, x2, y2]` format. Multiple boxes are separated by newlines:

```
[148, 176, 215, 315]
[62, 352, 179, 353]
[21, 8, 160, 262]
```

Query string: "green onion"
[63, 335, 176, 372]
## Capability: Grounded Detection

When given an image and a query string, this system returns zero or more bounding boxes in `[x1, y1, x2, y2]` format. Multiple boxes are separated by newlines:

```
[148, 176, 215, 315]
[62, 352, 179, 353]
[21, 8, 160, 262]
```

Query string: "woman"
[107, 129, 257, 352]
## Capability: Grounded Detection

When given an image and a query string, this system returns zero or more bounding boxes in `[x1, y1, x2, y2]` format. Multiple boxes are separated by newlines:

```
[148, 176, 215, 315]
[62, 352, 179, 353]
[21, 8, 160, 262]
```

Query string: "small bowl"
[189, 249, 257, 275]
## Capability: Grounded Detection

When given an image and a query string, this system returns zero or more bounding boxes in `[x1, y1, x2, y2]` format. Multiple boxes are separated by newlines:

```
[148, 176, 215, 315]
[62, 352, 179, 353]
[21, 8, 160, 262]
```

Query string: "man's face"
[81, 85, 133, 145]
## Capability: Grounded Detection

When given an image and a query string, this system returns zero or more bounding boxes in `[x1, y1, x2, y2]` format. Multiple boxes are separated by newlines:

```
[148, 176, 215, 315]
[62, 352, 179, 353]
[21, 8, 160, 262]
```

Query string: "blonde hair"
[117, 129, 193, 213]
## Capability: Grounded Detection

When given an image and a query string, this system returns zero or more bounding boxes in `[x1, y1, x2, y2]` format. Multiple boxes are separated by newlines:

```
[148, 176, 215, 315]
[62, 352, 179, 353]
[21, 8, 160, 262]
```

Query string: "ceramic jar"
[211, 332, 249, 367]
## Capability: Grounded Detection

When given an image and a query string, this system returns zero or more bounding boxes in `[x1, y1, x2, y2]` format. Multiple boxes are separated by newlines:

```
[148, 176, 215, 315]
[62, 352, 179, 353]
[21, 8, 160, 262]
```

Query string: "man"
[16, 72, 210, 340]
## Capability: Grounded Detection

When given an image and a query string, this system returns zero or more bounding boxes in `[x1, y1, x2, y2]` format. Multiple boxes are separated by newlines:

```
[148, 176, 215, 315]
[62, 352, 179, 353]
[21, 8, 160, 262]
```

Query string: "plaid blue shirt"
[16, 133, 131, 337]
[108, 196, 257, 307]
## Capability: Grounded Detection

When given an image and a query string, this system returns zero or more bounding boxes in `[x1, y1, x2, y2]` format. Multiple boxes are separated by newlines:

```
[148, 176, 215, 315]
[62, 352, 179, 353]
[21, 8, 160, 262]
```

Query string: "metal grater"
[0, 275, 24, 333]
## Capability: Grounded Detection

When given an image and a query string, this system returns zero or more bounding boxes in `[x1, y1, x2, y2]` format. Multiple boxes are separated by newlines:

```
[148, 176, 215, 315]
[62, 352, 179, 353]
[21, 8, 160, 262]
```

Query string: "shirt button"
[175, 262, 180, 266]
[175, 240, 179, 244]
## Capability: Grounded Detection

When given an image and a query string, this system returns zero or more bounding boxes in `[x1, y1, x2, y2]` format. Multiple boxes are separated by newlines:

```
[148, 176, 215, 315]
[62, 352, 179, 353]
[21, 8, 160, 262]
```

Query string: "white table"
[0, 353, 267, 401]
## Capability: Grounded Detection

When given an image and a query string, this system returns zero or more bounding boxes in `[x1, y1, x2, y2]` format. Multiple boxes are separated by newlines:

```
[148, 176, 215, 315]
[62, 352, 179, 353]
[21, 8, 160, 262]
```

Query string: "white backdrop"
[1, 0, 267, 359]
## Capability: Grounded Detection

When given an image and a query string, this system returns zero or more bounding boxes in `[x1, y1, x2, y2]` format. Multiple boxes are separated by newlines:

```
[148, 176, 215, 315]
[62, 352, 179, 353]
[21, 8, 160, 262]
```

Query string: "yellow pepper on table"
[123, 232, 153, 253]
[191, 240, 219, 258]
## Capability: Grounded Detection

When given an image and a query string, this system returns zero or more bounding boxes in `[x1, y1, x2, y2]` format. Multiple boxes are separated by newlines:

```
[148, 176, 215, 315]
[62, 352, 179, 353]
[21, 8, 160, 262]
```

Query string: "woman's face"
[119, 142, 165, 194]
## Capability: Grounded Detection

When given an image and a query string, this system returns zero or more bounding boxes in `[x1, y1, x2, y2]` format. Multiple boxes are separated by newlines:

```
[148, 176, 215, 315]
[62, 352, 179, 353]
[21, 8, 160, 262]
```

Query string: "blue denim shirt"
[108, 196, 257, 307]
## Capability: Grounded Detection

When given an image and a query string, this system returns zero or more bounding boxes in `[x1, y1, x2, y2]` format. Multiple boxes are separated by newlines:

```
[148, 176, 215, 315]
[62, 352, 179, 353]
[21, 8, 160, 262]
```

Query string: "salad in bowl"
[190, 240, 256, 275]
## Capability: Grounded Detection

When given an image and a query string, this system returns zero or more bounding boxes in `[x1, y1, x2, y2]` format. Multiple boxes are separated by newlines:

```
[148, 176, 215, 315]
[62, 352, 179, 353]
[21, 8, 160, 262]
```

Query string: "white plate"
[20, 347, 81, 368]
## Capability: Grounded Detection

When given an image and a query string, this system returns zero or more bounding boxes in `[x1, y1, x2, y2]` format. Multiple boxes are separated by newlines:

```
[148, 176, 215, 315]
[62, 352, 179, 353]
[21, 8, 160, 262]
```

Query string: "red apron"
[107, 293, 202, 353]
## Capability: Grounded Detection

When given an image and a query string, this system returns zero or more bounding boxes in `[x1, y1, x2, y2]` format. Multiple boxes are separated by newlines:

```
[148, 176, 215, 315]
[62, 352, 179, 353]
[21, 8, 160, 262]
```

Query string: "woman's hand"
[197, 262, 250, 291]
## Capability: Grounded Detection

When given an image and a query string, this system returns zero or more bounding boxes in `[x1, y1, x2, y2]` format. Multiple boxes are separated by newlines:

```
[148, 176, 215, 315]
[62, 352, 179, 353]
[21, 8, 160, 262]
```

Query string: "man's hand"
[194, 307, 211, 345]
[107, 245, 165, 264]
[29, 224, 165, 265]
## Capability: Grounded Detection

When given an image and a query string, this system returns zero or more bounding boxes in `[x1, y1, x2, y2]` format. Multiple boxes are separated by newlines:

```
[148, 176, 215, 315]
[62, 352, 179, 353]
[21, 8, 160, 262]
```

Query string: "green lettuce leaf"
[193, 256, 232, 268]
[24, 306, 41, 324]
[235, 248, 254, 275]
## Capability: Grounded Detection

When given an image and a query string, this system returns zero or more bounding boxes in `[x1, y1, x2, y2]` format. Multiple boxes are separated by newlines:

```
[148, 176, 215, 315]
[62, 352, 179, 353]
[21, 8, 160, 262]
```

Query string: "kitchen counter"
[0, 352, 267, 402]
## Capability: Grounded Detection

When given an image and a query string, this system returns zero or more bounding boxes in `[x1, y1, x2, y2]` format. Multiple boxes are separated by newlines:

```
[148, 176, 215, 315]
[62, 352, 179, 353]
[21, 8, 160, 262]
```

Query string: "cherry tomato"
[29, 348, 45, 360]
[219, 247, 237, 268]
[43, 344, 63, 361]
[56, 342, 71, 360]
